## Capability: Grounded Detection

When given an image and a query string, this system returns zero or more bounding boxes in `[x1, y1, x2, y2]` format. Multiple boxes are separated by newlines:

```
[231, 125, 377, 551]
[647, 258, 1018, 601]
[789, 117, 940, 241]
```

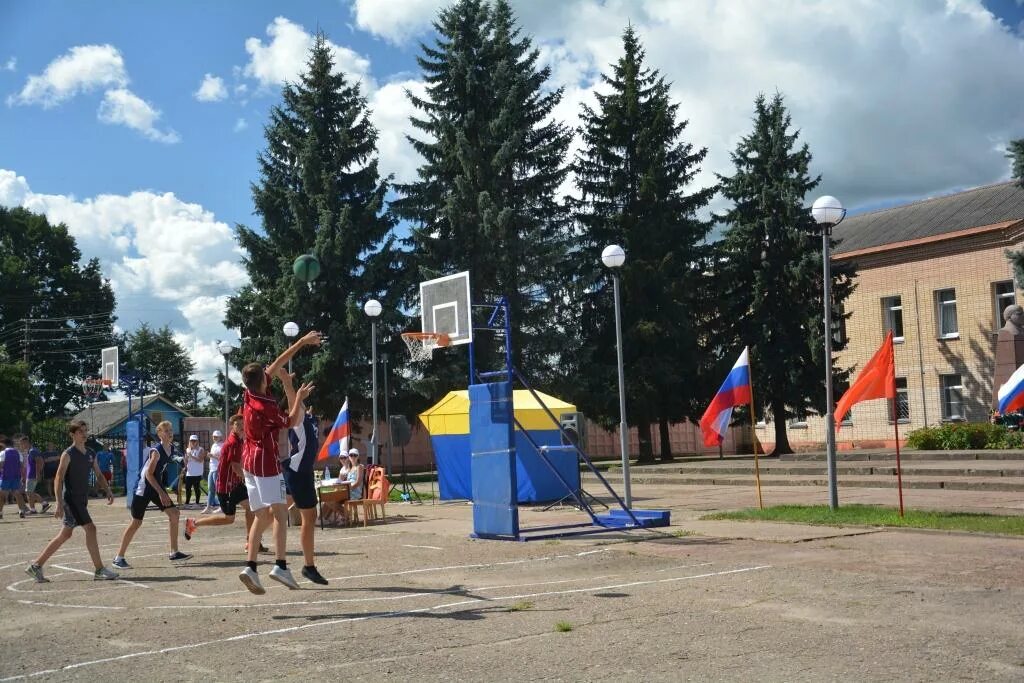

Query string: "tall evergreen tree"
[716, 94, 854, 455]
[120, 324, 196, 405]
[394, 0, 572, 395]
[571, 26, 715, 462]
[1008, 138, 1024, 187]
[225, 35, 400, 419]
[0, 207, 117, 417]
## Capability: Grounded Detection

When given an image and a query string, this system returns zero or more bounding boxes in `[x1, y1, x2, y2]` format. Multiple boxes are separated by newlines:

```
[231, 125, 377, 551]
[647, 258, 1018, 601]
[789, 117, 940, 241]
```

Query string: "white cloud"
[369, 79, 428, 184]
[243, 17, 373, 91]
[8, 44, 127, 107]
[3, 57, 15, 72]
[194, 73, 227, 102]
[0, 168, 247, 384]
[233, 117, 248, 132]
[98, 88, 180, 144]
[351, 0, 445, 44]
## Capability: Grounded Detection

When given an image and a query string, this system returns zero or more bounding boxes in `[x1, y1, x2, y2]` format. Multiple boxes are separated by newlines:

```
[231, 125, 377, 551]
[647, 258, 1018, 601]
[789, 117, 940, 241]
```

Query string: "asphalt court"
[2, 497, 1023, 681]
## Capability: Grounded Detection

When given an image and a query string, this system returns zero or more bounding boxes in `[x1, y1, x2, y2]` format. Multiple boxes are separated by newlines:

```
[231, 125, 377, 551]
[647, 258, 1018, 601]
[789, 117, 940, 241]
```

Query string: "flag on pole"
[316, 398, 350, 462]
[997, 364, 1024, 415]
[835, 331, 895, 428]
[700, 348, 752, 447]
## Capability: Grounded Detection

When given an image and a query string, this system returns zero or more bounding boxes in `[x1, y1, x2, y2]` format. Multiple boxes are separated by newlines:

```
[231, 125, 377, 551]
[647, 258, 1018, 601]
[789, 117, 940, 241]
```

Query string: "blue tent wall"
[432, 430, 580, 502]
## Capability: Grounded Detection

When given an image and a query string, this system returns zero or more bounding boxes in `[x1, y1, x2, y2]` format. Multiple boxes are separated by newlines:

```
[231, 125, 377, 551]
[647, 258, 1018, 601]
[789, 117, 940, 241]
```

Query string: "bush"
[906, 422, 1021, 450]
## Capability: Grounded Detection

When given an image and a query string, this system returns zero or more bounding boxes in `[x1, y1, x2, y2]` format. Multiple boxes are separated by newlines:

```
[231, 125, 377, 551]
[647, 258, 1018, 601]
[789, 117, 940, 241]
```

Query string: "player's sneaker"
[301, 566, 329, 585]
[168, 551, 192, 561]
[94, 567, 119, 581]
[25, 564, 49, 583]
[269, 565, 300, 590]
[200, 506, 212, 515]
[112, 556, 131, 569]
[184, 518, 197, 540]
[239, 567, 265, 595]
[19, 510, 26, 518]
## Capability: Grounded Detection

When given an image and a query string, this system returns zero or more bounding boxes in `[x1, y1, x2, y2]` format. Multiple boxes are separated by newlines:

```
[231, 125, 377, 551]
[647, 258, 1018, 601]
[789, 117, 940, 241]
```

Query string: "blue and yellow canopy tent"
[419, 389, 581, 502]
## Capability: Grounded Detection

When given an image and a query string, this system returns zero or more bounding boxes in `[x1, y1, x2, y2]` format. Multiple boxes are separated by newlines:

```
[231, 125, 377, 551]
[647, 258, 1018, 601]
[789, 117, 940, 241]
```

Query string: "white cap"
[212, 430, 223, 437]
[348, 448, 360, 456]
[188, 434, 199, 441]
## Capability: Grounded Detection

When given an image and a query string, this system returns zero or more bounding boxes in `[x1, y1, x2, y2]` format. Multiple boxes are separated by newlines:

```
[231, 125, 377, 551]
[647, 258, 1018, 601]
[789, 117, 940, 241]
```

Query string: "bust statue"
[1002, 304, 1024, 336]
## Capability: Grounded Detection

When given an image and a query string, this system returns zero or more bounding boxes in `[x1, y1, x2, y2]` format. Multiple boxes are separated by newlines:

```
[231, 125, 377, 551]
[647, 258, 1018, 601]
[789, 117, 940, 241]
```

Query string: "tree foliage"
[0, 207, 116, 418]
[1007, 138, 1024, 187]
[120, 324, 196, 406]
[394, 0, 573, 396]
[570, 26, 715, 462]
[224, 34, 401, 420]
[715, 94, 855, 455]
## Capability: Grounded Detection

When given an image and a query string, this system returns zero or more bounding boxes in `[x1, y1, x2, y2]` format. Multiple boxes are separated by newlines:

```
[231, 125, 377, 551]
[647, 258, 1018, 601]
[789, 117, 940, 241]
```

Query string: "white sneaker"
[200, 507, 212, 515]
[94, 567, 119, 581]
[268, 565, 299, 590]
[239, 567, 265, 595]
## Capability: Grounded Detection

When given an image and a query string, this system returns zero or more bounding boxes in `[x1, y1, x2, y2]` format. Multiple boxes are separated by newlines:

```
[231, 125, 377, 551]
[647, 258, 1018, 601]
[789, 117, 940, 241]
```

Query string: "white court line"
[402, 544, 443, 550]
[52, 565, 196, 599]
[0, 564, 771, 681]
[655, 562, 713, 573]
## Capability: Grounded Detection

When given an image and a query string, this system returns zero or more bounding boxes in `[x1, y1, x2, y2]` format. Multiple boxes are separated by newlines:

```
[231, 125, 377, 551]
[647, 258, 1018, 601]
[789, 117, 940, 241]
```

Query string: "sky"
[1, 0, 1024, 389]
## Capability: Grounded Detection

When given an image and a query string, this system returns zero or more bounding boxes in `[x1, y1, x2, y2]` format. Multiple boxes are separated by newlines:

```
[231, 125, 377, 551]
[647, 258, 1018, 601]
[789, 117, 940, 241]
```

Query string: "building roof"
[833, 180, 1024, 256]
[72, 394, 190, 436]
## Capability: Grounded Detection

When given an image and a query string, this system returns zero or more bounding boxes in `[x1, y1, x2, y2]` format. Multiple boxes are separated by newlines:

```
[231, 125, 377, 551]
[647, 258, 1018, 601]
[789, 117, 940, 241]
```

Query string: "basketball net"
[401, 332, 450, 362]
[82, 378, 110, 403]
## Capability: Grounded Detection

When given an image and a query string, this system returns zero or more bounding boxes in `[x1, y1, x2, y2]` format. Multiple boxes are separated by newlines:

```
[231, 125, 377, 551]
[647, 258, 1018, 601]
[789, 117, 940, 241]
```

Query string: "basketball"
[292, 254, 321, 283]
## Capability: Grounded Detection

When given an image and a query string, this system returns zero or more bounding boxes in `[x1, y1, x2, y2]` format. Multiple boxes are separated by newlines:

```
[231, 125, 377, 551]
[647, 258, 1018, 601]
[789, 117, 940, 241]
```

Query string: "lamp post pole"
[283, 322, 299, 374]
[217, 340, 235, 429]
[602, 245, 632, 508]
[811, 196, 846, 511]
[364, 300, 383, 466]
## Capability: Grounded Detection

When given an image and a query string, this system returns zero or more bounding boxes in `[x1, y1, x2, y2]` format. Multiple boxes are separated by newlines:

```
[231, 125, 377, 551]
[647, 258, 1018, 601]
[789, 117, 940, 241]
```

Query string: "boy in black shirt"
[25, 420, 118, 582]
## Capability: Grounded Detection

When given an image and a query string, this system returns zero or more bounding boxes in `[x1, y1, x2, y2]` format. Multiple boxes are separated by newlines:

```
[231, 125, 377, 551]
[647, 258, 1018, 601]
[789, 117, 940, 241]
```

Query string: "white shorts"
[244, 472, 286, 511]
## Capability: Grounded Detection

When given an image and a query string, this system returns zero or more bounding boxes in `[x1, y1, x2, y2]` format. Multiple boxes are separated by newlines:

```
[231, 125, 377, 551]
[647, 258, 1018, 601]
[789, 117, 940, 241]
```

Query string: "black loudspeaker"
[389, 415, 412, 447]
[559, 412, 587, 450]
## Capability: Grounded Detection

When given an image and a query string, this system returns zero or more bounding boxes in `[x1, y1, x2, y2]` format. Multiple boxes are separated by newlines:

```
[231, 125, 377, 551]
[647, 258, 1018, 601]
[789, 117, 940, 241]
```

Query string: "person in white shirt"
[183, 435, 206, 508]
[202, 430, 223, 514]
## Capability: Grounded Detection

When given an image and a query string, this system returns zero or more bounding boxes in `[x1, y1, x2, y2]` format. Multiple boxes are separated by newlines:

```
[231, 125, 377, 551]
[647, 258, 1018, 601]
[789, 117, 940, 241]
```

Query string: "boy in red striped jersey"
[184, 414, 254, 542]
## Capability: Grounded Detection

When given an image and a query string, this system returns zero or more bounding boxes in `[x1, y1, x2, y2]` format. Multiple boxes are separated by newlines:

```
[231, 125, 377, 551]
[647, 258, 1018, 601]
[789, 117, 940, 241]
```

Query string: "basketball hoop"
[401, 332, 450, 362]
[82, 378, 110, 402]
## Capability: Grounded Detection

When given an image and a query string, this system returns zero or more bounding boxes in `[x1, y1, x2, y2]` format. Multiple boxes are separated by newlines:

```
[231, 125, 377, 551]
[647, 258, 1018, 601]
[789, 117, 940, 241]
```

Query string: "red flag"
[835, 331, 895, 429]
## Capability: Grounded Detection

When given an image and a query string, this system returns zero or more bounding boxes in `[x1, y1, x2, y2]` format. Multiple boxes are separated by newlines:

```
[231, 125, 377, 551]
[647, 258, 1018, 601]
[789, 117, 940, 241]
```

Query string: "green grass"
[387, 489, 435, 502]
[702, 504, 1024, 536]
[671, 529, 696, 538]
[508, 600, 534, 612]
[554, 621, 573, 632]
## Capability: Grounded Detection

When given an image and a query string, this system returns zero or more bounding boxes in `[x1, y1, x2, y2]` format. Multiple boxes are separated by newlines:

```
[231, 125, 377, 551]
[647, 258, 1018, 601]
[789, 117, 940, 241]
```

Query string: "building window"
[788, 414, 808, 429]
[840, 408, 853, 426]
[890, 377, 909, 423]
[940, 374, 964, 421]
[882, 296, 904, 341]
[993, 281, 1016, 328]
[833, 302, 847, 346]
[936, 288, 958, 338]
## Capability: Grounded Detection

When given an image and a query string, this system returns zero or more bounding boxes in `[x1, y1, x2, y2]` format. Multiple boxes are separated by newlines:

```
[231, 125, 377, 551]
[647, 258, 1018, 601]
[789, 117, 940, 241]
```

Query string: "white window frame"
[940, 374, 964, 421]
[935, 288, 959, 339]
[882, 295, 904, 343]
[993, 281, 1016, 329]
[889, 377, 910, 424]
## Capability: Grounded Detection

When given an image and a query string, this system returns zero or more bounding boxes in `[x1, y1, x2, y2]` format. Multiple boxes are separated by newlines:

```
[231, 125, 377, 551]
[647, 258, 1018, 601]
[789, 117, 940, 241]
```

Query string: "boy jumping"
[25, 421, 118, 582]
[285, 405, 328, 585]
[184, 414, 256, 543]
[239, 330, 320, 595]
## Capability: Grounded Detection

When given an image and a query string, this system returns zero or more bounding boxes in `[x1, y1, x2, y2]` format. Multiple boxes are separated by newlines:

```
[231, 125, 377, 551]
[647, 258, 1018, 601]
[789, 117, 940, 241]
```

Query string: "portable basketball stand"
[461, 293, 670, 542]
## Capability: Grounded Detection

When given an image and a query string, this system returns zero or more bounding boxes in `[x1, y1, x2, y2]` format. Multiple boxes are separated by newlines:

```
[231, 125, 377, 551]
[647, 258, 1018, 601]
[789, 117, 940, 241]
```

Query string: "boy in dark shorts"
[184, 414, 257, 543]
[239, 330, 319, 595]
[25, 420, 118, 582]
[285, 404, 328, 585]
[112, 420, 192, 568]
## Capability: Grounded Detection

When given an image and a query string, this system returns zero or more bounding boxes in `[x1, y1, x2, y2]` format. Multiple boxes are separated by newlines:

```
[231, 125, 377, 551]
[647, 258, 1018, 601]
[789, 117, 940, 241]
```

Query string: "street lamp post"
[283, 322, 299, 374]
[811, 195, 846, 511]
[364, 299, 383, 466]
[602, 244, 632, 508]
[217, 340, 235, 430]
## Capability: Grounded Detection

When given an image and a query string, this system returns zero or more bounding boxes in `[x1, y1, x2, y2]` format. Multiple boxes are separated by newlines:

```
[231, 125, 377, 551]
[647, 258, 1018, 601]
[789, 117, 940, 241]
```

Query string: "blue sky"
[1, 0, 1023, 384]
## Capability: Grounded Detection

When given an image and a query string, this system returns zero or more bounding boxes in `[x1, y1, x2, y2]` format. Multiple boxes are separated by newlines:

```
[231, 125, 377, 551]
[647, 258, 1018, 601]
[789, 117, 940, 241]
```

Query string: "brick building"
[756, 180, 1024, 450]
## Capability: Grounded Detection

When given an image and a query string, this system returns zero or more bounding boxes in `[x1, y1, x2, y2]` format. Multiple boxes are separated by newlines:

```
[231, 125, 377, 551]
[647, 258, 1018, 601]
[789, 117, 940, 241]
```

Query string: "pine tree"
[119, 324, 196, 405]
[225, 34, 400, 419]
[393, 0, 572, 394]
[716, 94, 854, 455]
[571, 26, 715, 463]
[1008, 138, 1024, 187]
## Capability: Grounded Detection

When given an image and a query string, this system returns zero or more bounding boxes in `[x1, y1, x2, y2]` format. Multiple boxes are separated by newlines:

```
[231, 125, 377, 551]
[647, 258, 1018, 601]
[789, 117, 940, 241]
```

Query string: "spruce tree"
[571, 26, 715, 463]
[394, 0, 572, 394]
[225, 35, 399, 418]
[1008, 138, 1024, 187]
[716, 94, 854, 455]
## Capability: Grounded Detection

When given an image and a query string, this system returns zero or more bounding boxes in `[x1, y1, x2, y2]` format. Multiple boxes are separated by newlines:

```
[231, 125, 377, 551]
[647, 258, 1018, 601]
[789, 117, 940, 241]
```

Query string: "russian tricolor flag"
[317, 398, 350, 462]
[997, 364, 1024, 415]
[699, 348, 753, 447]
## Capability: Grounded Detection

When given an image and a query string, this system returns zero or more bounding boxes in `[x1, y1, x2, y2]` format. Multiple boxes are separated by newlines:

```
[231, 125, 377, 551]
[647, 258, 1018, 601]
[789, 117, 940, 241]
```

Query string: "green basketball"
[292, 254, 321, 283]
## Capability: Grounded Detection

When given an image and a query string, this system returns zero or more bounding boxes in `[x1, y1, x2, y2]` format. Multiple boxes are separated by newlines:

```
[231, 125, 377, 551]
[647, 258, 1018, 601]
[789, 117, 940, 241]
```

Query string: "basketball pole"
[748, 347, 763, 510]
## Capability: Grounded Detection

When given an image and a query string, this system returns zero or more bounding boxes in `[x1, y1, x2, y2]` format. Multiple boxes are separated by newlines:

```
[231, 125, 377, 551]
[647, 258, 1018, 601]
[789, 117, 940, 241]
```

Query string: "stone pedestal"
[992, 330, 1024, 408]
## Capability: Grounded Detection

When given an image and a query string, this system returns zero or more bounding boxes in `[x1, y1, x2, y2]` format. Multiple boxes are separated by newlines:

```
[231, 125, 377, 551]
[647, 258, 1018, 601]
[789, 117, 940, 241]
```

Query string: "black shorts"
[130, 489, 174, 520]
[284, 468, 317, 510]
[218, 483, 248, 517]
[62, 497, 92, 528]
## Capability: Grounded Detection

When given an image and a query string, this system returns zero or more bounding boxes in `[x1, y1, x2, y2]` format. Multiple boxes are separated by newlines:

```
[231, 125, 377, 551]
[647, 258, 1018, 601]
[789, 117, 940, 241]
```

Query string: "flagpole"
[893, 404, 905, 518]
[747, 347, 764, 510]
